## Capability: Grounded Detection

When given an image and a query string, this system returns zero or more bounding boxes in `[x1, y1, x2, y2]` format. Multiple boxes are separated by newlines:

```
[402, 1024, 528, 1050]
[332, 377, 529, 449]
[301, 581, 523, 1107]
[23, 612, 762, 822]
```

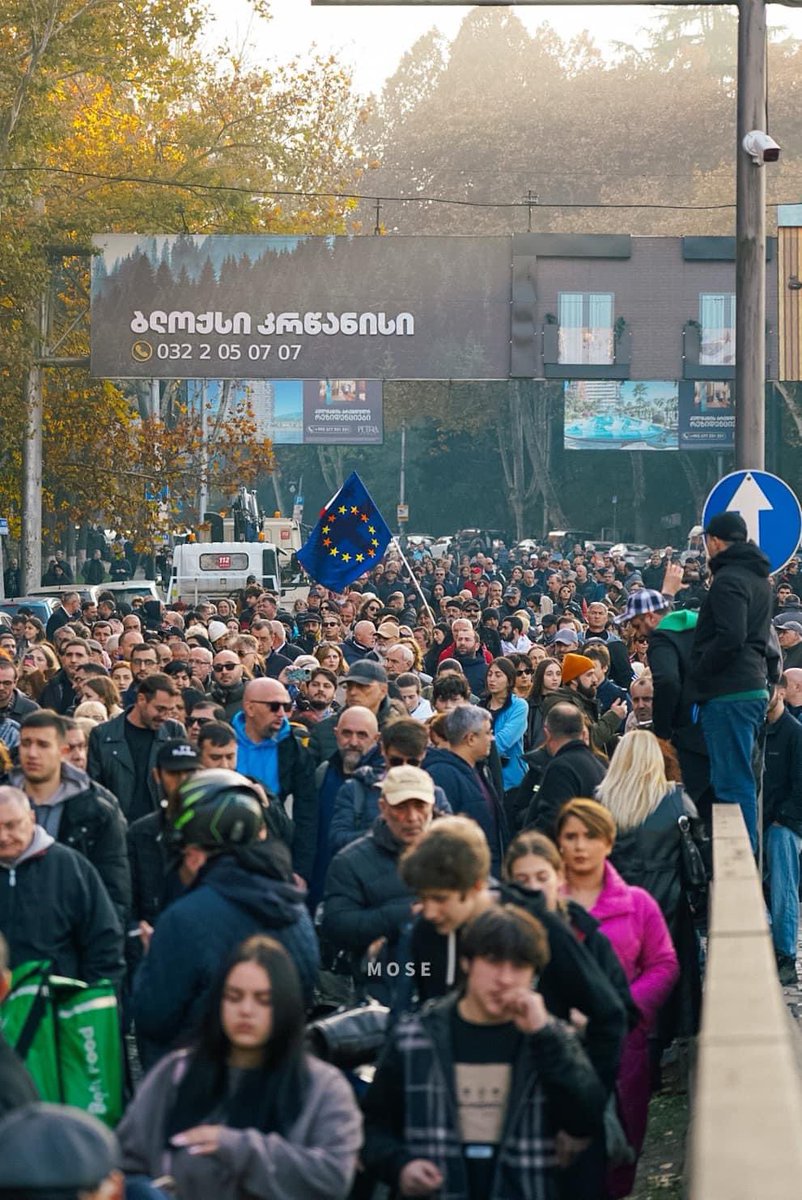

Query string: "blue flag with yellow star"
[297, 471, 392, 590]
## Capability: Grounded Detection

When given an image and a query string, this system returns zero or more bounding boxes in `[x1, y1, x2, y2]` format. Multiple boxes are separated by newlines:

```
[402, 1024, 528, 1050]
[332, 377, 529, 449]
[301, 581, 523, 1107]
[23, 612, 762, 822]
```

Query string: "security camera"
[742, 130, 781, 165]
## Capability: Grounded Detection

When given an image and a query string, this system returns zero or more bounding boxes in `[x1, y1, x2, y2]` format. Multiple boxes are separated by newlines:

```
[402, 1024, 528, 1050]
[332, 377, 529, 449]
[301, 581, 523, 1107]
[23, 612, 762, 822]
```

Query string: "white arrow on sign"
[727, 472, 773, 545]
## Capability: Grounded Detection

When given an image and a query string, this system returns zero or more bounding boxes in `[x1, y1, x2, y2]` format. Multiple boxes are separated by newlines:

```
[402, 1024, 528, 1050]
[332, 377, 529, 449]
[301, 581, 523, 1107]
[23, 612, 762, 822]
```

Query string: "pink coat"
[591, 861, 679, 1027]
[591, 861, 679, 1199]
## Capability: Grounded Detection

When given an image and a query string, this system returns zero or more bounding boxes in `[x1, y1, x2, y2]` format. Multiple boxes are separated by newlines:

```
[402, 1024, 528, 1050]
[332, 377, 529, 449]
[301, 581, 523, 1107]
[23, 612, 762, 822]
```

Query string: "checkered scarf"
[395, 1004, 557, 1200]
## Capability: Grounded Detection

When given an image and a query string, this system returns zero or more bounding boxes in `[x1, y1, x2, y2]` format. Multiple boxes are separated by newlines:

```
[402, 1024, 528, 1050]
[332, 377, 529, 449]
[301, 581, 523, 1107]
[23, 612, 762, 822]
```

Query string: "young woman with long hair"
[17, 643, 59, 701]
[557, 799, 678, 1200]
[481, 657, 528, 793]
[118, 935, 362, 1200]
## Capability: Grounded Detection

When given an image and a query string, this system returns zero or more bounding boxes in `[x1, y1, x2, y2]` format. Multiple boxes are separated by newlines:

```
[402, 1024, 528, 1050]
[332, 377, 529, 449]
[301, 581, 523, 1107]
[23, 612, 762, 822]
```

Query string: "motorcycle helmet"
[169, 768, 264, 849]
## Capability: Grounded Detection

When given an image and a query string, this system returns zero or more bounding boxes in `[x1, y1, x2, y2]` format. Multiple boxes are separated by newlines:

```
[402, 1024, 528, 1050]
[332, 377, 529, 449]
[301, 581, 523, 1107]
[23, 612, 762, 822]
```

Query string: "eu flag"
[297, 472, 392, 591]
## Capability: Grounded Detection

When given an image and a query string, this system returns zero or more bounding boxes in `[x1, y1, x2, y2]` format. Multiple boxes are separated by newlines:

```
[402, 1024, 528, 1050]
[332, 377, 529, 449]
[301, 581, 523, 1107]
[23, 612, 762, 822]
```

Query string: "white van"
[168, 543, 280, 604]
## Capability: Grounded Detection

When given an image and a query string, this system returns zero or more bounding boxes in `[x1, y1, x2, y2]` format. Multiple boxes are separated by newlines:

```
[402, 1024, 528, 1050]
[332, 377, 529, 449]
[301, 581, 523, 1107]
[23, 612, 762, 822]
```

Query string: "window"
[199, 552, 250, 572]
[558, 292, 614, 364]
[699, 293, 735, 366]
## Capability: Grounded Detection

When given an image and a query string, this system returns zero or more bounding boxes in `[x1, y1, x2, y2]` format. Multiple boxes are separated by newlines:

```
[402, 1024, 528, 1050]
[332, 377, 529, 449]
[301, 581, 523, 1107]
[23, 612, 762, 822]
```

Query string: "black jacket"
[0, 831, 124, 983]
[610, 786, 705, 1039]
[0, 689, 39, 723]
[127, 808, 181, 927]
[39, 670, 78, 715]
[5, 766, 130, 923]
[363, 992, 606, 1198]
[205, 679, 246, 719]
[523, 739, 607, 839]
[87, 710, 186, 820]
[320, 817, 413, 1000]
[44, 607, 74, 644]
[648, 615, 709, 759]
[764, 709, 802, 836]
[689, 541, 773, 701]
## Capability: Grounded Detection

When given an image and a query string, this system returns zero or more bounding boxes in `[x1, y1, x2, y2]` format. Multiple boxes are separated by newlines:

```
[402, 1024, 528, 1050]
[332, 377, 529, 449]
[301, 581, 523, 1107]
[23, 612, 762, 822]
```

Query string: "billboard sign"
[564, 380, 678, 450]
[91, 234, 511, 381]
[677, 381, 735, 449]
[185, 378, 383, 445]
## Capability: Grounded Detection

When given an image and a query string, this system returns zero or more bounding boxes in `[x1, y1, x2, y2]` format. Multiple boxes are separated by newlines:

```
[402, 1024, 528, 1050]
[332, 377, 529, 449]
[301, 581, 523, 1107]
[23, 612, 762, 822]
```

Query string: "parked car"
[609, 543, 653, 568]
[0, 597, 58, 625]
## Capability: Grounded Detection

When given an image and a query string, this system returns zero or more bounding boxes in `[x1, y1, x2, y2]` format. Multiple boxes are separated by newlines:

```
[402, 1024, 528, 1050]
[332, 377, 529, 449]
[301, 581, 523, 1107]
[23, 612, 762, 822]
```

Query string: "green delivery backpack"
[0, 961, 123, 1126]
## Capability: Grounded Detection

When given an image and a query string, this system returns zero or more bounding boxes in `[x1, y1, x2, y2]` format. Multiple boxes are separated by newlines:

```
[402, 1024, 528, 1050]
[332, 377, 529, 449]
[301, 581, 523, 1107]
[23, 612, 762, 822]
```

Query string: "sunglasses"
[386, 755, 422, 767]
[187, 715, 212, 727]
[516, 668, 533, 676]
[213, 662, 238, 672]
[251, 700, 293, 713]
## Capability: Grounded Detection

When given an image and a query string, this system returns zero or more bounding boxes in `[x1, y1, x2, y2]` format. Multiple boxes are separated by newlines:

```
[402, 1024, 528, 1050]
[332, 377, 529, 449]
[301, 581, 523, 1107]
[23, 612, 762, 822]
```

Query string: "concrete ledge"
[689, 804, 802, 1199]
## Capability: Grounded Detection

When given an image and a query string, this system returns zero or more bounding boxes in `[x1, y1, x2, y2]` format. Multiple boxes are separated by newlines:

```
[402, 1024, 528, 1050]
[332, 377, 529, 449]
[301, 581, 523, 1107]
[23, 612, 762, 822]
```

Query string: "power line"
[0, 163, 743, 212]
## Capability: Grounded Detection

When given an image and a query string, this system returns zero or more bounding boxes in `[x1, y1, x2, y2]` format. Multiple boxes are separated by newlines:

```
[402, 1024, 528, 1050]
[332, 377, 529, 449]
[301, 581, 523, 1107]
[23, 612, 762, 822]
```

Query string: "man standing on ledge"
[689, 511, 774, 850]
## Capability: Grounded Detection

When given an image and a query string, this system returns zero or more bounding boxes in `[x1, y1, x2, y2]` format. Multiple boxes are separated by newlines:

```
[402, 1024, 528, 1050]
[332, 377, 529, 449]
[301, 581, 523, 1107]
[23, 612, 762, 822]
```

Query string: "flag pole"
[391, 536, 436, 624]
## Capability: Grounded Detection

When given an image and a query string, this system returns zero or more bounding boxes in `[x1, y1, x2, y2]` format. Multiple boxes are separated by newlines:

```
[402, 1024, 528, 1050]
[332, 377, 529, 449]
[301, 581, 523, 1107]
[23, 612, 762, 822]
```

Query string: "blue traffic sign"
[702, 469, 802, 574]
[0, 519, 8, 536]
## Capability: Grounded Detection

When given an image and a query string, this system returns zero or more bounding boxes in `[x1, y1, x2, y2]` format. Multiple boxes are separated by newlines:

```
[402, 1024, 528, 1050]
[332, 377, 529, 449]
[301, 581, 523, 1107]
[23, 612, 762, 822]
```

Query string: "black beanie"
[705, 512, 748, 542]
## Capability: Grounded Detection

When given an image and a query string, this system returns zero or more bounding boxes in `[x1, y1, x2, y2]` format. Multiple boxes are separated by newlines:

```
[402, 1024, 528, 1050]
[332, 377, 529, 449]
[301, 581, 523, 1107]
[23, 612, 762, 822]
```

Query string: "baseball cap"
[376, 620, 401, 640]
[0, 1104, 119, 1192]
[381, 765, 435, 806]
[777, 620, 802, 635]
[614, 588, 669, 625]
[560, 653, 597, 684]
[308, 586, 326, 597]
[156, 739, 200, 770]
[343, 660, 388, 685]
[553, 629, 579, 646]
[704, 511, 748, 542]
[503, 586, 520, 598]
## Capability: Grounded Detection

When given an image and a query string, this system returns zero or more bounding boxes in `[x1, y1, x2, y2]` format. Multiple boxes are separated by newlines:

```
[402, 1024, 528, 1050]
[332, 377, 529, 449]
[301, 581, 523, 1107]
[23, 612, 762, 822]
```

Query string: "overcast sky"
[204, 0, 802, 96]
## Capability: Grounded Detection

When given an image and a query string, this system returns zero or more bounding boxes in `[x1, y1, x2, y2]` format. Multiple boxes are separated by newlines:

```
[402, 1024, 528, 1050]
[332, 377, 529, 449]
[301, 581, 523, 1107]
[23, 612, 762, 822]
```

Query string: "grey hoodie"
[9, 762, 90, 838]
[0, 823, 55, 879]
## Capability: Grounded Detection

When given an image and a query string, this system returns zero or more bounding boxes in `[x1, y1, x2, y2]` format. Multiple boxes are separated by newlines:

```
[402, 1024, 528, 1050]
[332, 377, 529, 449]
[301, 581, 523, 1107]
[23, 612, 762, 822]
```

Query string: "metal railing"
[688, 803, 802, 1198]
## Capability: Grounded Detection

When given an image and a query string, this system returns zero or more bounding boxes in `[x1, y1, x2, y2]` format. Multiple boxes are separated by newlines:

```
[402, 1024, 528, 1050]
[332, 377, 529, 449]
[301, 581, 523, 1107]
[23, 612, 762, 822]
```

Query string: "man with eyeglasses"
[330, 717, 450, 857]
[187, 646, 213, 691]
[118, 641, 160, 706]
[231, 677, 317, 883]
[87, 674, 186, 822]
[184, 700, 226, 746]
[206, 650, 246, 719]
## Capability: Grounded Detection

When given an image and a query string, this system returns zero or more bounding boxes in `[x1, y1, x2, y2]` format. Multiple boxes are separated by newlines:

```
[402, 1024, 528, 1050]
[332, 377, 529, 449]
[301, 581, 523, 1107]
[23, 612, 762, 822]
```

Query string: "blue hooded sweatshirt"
[232, 709, 290, 796]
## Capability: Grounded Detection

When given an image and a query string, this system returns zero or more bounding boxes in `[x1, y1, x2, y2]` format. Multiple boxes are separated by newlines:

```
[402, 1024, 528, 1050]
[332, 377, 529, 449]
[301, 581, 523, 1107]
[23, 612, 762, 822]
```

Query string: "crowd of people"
[0, 513, 796, 1200]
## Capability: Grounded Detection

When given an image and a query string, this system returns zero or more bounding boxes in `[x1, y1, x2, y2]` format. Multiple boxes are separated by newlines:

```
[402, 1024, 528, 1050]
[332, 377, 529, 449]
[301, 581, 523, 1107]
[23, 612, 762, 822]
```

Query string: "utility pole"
[20, 288, 48, 594]
[199, 380, 209, 519]
[735, 0, 768, 470]
[398, 418, 407, 538]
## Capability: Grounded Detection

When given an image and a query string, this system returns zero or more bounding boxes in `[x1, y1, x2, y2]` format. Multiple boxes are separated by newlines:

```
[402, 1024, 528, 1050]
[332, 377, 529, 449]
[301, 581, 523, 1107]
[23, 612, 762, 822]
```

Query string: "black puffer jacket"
[689, 541, 773, 700]
[4, 766, 130, 923]
[320, 817, 413, 1001]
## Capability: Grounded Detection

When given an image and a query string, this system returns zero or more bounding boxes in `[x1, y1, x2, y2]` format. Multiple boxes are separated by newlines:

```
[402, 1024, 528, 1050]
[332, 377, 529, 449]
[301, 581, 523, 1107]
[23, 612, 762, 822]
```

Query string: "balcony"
[542, 317, 632, 380]
[683, 321, 736, 381]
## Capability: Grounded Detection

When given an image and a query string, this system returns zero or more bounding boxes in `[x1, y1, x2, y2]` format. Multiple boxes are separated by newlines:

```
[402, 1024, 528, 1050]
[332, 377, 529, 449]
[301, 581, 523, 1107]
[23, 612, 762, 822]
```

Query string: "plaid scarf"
[395, 998, 558, 1200]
